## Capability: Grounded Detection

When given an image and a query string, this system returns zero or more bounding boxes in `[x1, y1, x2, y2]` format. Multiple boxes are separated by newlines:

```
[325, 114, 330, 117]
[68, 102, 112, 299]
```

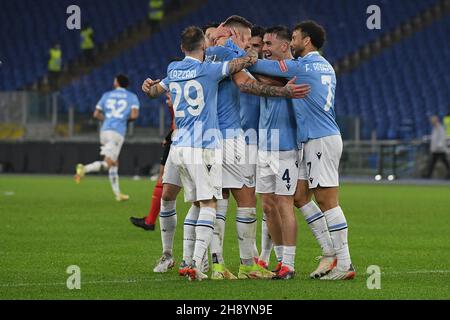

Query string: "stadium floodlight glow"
[387, 175, 395, 181]
[374, 174, 382, 181]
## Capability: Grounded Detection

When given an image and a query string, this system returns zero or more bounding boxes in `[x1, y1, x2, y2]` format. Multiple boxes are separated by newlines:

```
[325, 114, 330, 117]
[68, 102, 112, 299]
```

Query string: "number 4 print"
[282, 169, 291, 184]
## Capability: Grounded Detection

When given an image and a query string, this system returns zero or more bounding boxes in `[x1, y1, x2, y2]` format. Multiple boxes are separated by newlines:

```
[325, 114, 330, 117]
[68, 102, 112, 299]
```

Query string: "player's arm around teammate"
[249, 21, 355, 280]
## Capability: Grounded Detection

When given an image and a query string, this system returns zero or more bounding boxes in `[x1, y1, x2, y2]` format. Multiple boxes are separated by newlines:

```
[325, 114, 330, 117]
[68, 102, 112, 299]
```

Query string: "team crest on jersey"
[278, 60, 288, 73]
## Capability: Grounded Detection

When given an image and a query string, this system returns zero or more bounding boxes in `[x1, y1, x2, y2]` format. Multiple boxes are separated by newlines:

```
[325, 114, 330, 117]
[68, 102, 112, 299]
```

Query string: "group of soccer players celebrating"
[77, 14, 355, 281]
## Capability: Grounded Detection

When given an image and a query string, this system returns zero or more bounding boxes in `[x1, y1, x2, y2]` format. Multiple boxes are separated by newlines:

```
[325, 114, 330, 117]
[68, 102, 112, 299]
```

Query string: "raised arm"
[142, 78, 167, 99]
[233, 71, 310, 99]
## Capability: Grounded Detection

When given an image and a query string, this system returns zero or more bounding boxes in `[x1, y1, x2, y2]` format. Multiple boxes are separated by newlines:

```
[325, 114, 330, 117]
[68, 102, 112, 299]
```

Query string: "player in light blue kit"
[75, 74, 139, 202]
[248, 21, 355, 280]
[142, 26, 260, 281]
[206, 16, 310, 280]
[238, 26, 266, 271]
[254, 26, 300, 280]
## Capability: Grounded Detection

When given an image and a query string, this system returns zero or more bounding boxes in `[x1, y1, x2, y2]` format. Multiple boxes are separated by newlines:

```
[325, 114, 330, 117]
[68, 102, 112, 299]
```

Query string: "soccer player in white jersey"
[75, 74, 139, 202]
[248, 21, 355, 280]
[142, 26, 260, 280]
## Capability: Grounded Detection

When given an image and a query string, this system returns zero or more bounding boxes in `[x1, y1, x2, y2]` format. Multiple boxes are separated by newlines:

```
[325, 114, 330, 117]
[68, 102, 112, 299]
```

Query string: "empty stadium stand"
[1, 0, 448, 140]
[0, 0, 152, 90]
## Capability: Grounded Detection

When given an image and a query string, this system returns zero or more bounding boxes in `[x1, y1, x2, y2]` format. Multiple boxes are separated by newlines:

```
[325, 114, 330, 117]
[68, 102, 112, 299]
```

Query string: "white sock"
[210, 199, 228, 264]
[274, 245, 284, 263]
[183, 204, 200, 265]
[252, 236, 259, 259]
[236, 207, 257, 265]
[159, 200, 177, 256]
[301, 201, 335, 257]
[193, 207, 216, 267]
[84, 161, 108, 173]
[259, 212, 273, 263]
[324, 206, 352, 270]
[108, 166, 120, 195]
[283, 246, 296, 270]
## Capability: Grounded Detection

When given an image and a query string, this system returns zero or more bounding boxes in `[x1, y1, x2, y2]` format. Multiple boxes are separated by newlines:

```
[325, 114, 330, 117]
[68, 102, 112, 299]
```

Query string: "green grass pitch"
[1, 175, 449, 300]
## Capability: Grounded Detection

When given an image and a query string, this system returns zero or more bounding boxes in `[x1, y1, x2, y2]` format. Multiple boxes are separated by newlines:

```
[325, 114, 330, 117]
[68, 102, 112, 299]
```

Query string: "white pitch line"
[1, 270, 450, 288]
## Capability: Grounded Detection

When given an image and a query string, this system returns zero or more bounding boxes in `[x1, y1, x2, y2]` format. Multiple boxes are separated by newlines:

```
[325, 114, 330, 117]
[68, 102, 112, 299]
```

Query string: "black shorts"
[160, 130, 173, 166]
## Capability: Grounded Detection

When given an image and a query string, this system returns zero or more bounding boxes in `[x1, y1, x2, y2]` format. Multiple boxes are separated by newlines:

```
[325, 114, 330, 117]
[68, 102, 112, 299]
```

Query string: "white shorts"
[100, 130, 124, 162]
[162, 145, 182, 187]
[256, 150, 299, 196]
[222, 137, 256, 189]
[166, 146, 223, 203]
[298, 135, 342, 189]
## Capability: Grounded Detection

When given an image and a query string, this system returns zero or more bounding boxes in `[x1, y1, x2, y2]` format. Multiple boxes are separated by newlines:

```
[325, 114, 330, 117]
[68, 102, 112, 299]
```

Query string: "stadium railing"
[0, 91, 167, 142]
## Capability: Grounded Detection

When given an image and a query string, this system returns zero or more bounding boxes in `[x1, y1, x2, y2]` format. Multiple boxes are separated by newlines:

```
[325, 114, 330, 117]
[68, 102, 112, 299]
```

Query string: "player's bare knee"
[200, 199, 216, 209]
[104, 158, 115, 168]
[315, 194, 338, 212]
[232, 187, 256, 208]
[262, 202, 273, 216]
[162, 184, 180, 201]
[294, 195, 311, 209]
[294, 181, 312, 208]
[261, 196, 276, 216]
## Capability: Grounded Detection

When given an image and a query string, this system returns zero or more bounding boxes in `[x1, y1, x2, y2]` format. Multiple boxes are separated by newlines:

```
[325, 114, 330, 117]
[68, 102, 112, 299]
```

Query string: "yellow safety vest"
[444, 116, 450, 136]
[81, 28, 94, 50]
[48, 48, 62, 72]
[149, 0, 164, 21]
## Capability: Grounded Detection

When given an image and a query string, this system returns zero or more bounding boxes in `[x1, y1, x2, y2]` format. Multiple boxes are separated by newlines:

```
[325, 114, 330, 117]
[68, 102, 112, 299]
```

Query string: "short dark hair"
[264, 25, 292, 42]
[115, 74, 129, 88]
[181, 26, 205, 52]
[293, 20, 326, 50]
[202, 22, 220, 33]
[251, 26, 266, 38]
[223, 15, 253, 29]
